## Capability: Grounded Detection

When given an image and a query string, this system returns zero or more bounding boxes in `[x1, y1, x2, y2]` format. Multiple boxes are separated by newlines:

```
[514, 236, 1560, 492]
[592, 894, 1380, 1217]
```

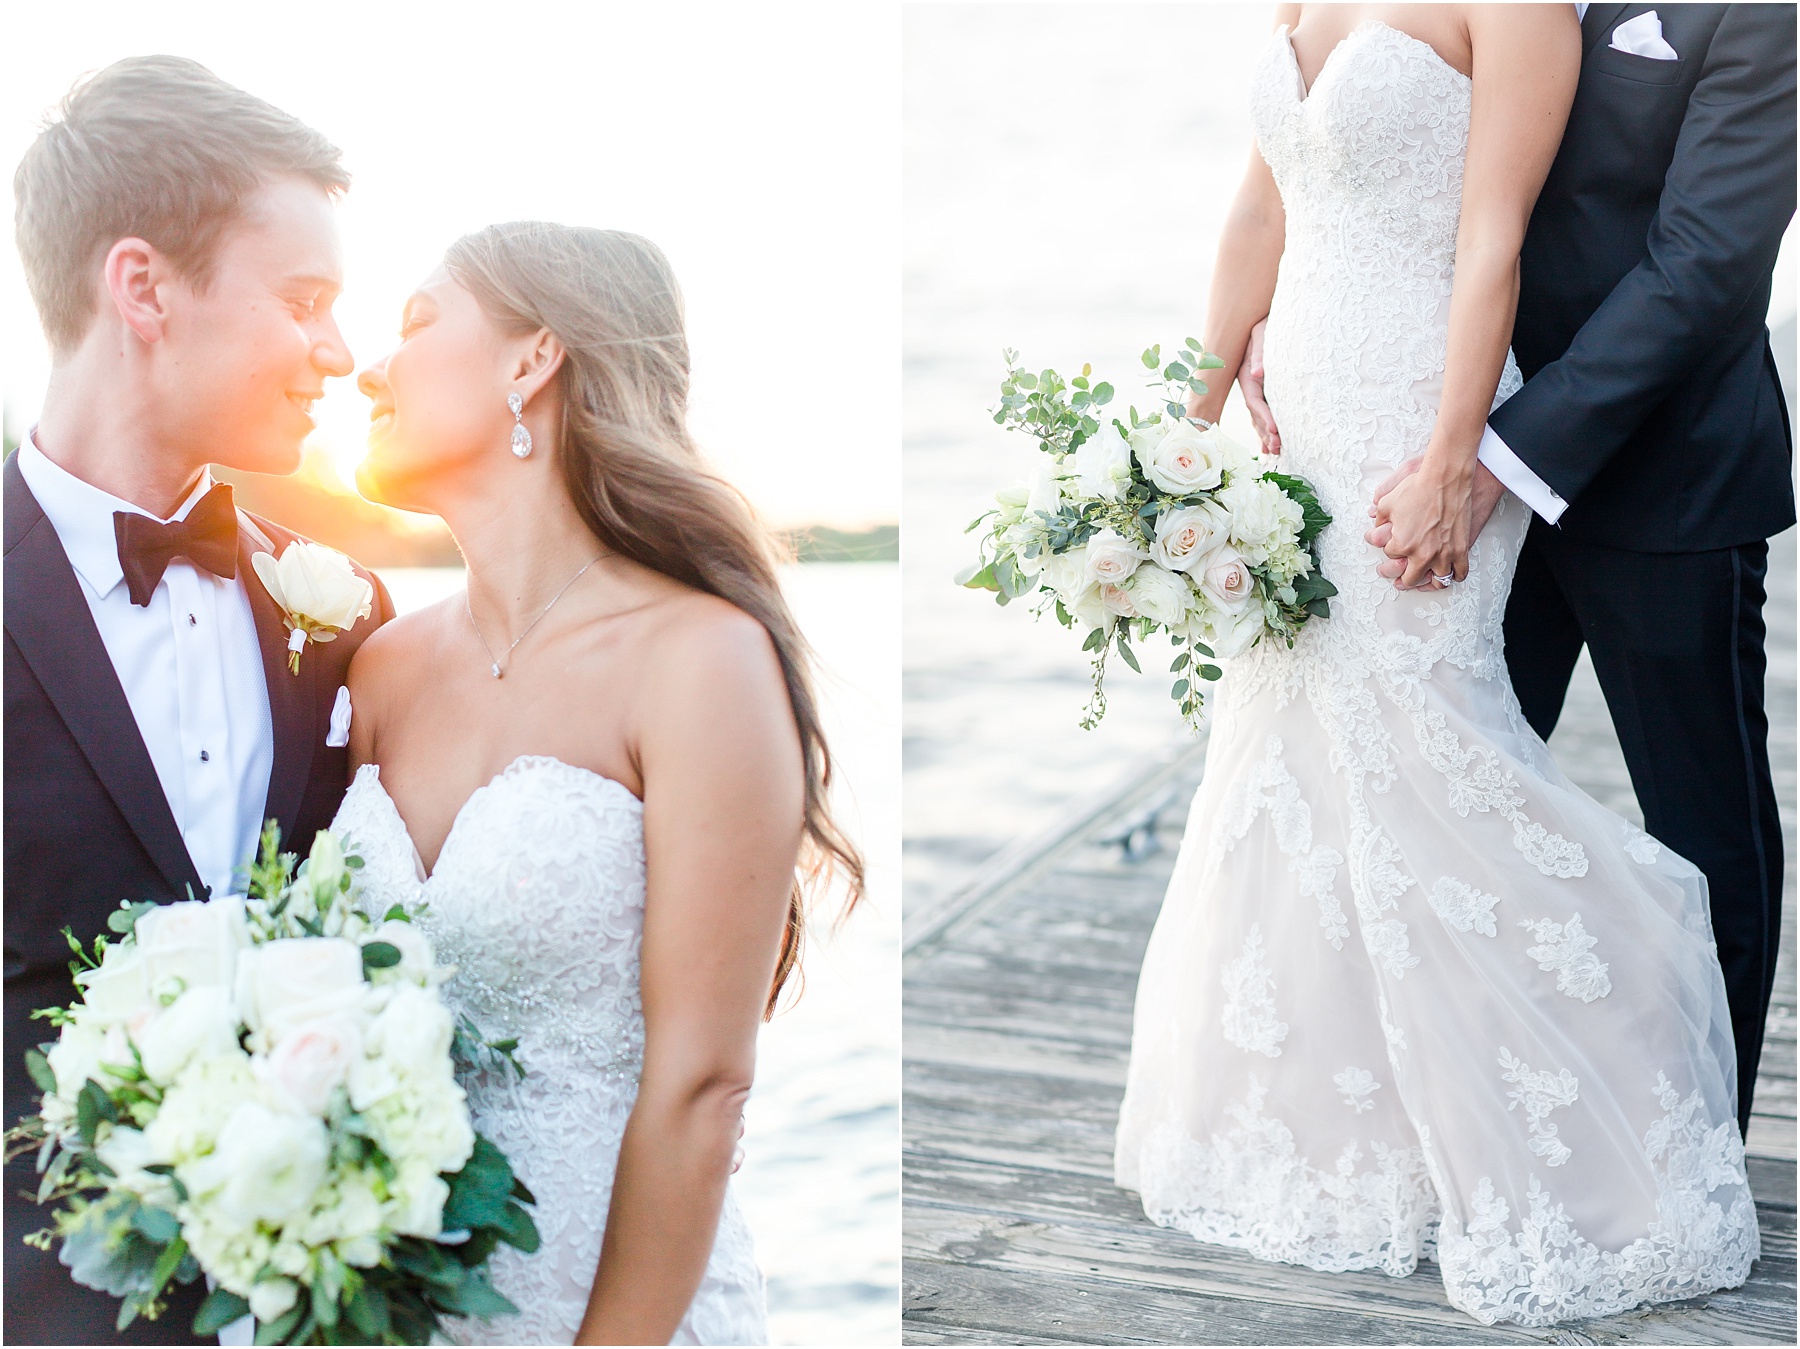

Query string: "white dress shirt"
[18, 436, 274, 900]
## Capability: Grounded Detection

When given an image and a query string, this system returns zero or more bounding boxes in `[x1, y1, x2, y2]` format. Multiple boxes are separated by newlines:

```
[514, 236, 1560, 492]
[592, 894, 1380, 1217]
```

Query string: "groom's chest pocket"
[1573, 48, 1693, 184]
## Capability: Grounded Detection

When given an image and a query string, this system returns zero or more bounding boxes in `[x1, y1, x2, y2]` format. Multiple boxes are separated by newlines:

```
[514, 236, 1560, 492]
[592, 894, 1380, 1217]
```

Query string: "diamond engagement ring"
[1431, 573, 1454, 587]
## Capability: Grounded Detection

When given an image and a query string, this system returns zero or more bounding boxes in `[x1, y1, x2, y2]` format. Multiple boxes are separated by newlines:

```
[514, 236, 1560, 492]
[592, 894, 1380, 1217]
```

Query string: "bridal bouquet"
[8, 826, 538, 1345]
[960, 340, 1336, 729]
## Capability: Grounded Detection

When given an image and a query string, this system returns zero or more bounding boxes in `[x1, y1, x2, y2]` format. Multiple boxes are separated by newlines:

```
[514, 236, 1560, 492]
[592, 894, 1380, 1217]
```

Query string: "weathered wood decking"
[904, 583, 1799, 1345]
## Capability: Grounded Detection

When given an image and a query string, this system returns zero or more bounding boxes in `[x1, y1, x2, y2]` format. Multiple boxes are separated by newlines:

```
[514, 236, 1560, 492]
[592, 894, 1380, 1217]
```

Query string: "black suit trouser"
[1504, 520, 1783, 1138]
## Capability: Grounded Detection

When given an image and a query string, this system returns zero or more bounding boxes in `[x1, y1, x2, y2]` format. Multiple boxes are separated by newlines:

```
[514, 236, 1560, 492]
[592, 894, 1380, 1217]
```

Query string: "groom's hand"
[1366, 457, 1506, 586]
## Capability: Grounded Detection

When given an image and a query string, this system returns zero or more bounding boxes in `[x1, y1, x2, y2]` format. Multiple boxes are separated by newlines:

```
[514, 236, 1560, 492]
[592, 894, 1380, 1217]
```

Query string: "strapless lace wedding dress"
[1113, 22, 1759, 1327]
[332, 756, 767, 1345]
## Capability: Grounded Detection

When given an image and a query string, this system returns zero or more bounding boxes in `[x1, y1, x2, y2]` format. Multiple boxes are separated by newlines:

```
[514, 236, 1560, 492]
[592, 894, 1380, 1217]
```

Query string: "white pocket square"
[327, 684, 352, 748]
[1611, 11, 1678, 60]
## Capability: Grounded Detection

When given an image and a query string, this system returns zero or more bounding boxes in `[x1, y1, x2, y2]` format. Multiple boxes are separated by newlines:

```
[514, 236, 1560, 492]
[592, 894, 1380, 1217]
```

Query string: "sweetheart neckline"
[352, 754, 642, 884]
[1279, 19, 1470, 106]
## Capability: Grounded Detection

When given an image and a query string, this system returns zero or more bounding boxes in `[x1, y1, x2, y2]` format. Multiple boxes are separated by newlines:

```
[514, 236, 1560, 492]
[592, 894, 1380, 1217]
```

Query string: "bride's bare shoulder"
[624, 583, 792, 741]
[346, 596, 461, 702]
[1465, 3, 1580, 55]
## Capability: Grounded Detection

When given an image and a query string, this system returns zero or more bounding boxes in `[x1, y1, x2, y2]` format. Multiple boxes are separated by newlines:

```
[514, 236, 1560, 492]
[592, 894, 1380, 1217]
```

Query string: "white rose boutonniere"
[251, 542, 374, 675]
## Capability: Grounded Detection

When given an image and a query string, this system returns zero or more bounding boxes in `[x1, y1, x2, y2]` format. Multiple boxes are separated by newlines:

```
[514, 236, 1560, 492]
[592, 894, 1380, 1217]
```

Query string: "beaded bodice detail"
[348, 756, 648, 1085]
[333, 757, 766, 1345]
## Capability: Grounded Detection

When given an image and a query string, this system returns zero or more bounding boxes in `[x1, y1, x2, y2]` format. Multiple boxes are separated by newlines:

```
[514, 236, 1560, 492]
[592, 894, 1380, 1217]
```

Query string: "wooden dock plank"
[906, 537, 1798, 1344]
[906, 1154, 1796, 1336]
[906, 802, 1797, 1345]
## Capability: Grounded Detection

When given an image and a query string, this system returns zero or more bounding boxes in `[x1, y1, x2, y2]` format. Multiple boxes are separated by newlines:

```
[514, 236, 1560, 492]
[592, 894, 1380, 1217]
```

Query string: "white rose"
[363, 986, 454, 1081]
[184, 1101, 329, 1227]
[1207, 605, 1266, 658]
[251, 542, 374, 636]
[1198, 548, 1258, 614]
[74, 943, 153, 1027]
[1082, 529, 1147, 588]
[1137, 422, 1225, 496]
[1125, 565, 1195, 627]
[259, 1016, 362, 1117]
[1219, 429, 1261, 472]
[1099, 583, 1138, 619]
[47, 1023, 108, 1104]
[135, 897, 248, 997]
[249, 1278, 300, 1324]
[1039, 547, 1087, 601]
[1149, 503, 1232, 574]
[237, 939, 368, 1049]
[138, 986, 240, 1086]
[1072, 424, 1134, 501]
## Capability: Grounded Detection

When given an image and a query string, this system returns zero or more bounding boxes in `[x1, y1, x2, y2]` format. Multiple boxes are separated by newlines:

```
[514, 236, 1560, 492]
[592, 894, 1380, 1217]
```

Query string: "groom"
[5, 57, 391, 1342]
[1319, 4, 1794, 1137]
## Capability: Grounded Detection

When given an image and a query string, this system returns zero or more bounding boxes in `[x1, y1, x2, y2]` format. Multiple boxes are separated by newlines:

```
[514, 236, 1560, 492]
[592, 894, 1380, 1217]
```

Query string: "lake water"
[379, 564, 898, 1346]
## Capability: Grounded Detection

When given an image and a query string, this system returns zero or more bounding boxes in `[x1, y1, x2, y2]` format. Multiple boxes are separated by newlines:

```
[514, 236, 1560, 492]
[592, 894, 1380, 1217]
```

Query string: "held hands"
[1365, 456, 1507, 590]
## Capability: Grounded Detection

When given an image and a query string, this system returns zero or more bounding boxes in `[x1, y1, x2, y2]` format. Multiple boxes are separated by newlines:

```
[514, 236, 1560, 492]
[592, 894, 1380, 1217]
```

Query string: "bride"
[332, 222, 861, 1344]
[1113, 3, 1759, 1327]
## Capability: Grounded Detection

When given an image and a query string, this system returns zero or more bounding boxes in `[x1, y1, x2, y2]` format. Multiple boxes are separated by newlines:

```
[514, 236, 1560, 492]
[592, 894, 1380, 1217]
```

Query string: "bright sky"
[2, 2, 899, 529]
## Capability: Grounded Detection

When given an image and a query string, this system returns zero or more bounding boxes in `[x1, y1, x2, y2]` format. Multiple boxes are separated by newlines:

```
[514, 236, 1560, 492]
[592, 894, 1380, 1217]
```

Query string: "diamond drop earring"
[508, 392, 532, 459]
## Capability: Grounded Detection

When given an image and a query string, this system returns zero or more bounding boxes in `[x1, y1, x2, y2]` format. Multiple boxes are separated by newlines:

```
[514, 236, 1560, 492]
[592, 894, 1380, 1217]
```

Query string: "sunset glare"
[2, 1, 899, 531]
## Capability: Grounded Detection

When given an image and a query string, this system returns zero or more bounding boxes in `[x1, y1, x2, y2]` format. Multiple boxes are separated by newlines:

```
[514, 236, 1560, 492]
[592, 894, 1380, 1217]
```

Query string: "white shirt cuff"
[1478, 424, 1568, 525]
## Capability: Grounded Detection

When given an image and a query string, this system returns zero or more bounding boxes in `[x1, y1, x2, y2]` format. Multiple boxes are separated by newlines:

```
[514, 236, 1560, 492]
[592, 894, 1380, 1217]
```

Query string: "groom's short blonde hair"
[14, 55, 350, 355]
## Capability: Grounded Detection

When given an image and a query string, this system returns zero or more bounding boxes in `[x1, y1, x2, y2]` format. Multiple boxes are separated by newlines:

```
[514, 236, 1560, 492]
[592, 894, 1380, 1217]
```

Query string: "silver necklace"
[465, 555, 604, 679]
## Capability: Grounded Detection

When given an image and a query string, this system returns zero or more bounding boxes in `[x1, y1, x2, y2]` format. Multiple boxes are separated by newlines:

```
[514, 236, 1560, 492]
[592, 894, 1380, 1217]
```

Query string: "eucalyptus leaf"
[195, 1282, 252, 1339]
[25, 1048, 55, 1095]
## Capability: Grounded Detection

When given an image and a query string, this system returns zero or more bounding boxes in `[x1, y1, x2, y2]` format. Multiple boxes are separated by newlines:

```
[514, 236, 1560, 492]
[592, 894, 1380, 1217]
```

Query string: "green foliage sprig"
[962, 340, 1337, 732]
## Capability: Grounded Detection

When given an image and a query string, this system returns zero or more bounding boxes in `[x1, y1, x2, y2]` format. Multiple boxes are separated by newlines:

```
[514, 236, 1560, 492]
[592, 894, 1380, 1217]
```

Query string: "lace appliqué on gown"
[1113, 21, 1757, 1329]
[333, 757, 767, 1346]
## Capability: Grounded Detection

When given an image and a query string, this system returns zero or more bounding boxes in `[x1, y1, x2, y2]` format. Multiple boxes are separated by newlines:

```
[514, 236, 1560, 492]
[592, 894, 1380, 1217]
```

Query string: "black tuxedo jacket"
[1489, 2, 1797, 552]
[3, 451, 393, 1343]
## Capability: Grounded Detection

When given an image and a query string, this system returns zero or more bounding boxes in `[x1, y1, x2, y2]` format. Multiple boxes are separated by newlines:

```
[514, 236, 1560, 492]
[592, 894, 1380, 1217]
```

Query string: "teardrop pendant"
[491, 663, 503, 679]
[510, 423, 532, 458]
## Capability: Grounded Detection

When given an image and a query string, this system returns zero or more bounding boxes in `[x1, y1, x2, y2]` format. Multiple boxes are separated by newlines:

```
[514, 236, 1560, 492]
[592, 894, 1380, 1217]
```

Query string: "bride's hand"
[1369, 456, 1474, 590]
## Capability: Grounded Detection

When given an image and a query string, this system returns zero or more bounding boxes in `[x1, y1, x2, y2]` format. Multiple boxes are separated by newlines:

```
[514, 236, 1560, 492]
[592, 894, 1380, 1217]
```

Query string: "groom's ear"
[101, 237, 175, 346]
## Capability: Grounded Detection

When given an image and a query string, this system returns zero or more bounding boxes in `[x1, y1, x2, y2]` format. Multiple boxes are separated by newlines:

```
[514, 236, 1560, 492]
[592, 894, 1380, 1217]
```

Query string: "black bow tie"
[114, 483, 240, 607]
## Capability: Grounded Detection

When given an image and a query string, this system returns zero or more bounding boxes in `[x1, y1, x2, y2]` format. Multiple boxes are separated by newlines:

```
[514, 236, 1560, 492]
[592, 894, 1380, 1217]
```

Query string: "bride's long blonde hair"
[444, 222, 862, 1015]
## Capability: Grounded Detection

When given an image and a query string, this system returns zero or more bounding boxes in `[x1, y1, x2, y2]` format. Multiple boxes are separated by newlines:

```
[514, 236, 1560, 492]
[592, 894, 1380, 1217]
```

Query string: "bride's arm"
[1187, 11, 1293, 426]
[1372, 4, 1577, 589]
[575, 600, 801, 1346]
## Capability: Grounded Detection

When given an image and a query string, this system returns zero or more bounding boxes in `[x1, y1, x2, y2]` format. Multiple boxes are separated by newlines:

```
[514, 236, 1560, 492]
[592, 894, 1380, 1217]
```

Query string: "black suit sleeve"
[1490, 5, 1797, 504]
